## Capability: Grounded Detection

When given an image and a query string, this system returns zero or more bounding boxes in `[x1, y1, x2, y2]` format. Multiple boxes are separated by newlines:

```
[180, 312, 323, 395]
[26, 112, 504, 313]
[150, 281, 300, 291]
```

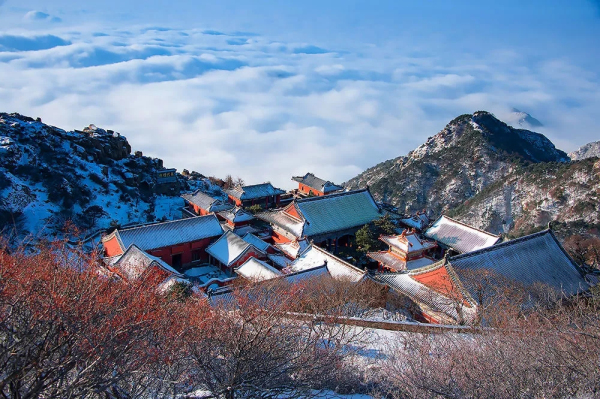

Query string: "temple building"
[398, 211, 430, 231]
[225, 182, 285, 208]
[217, 206, 255, 229]
[424, 215, 500, 254]
[257, 188, 382, 252]
[367, 230, 438, 272]
[206, 231, 266, 275]
[181, 190, 232, 217]
[104, 244, 188, 294]
[371, 229, 591, 324]
[372, 262, 477, 325]
[291, 172, 343, 197]
[101, 215, 223, 269]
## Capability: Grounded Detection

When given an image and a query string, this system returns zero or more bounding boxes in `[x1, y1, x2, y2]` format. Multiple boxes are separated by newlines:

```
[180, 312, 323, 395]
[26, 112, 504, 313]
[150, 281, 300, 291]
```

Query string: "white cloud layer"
[0, 20, 599, 189]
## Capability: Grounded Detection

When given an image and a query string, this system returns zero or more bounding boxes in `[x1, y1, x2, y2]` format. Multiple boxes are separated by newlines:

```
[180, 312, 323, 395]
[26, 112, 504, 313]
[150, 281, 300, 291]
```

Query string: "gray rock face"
[569, 141, 600, 161]
[345, 111, 568, 216]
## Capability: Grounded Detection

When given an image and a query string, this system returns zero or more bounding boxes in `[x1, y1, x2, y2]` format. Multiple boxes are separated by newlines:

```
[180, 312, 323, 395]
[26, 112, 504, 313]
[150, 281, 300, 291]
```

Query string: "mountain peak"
[345, 111, 568, 215]
[506, 108, 544, 129]
[409, 111, 566, 164]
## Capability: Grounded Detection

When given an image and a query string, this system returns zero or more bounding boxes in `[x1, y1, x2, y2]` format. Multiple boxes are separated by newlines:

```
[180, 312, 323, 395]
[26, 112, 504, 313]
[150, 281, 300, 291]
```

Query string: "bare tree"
[234, 177, 245, 187]
[376, 285, 600, 399]
[0, 238, 204, 399]
[184, 280, 367, 398]
[224, 175, 234, 189]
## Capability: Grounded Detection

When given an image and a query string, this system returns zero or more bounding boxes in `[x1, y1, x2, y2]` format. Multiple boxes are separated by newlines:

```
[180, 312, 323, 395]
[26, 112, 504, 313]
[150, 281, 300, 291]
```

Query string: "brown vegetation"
[376, 288, 600, 399]
[0, 239, 367, 398]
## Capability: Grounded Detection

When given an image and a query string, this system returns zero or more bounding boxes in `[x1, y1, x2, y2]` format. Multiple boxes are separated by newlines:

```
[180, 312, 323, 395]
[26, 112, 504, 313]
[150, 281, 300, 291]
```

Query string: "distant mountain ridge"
[345, 111, 568, 216]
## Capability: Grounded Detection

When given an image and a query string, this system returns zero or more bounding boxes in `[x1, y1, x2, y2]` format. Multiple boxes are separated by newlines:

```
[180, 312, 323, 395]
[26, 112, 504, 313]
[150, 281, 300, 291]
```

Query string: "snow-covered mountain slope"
[569, 140, 600, 161]
[0, 113, 200, 242]
[345, 111, 568, 216]
[447, 158, 600, 238]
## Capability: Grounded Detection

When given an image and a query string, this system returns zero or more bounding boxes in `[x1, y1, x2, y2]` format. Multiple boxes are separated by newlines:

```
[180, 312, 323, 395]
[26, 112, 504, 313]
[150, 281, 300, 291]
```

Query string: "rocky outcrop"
[0, 113, 193, 240]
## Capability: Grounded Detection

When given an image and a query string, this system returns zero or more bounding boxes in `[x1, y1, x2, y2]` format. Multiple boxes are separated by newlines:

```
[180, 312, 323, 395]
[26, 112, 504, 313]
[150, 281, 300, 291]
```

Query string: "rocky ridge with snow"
[0, 113, 204, 242]
[345, 111, 569, 217]
[569, 140, 600, 161]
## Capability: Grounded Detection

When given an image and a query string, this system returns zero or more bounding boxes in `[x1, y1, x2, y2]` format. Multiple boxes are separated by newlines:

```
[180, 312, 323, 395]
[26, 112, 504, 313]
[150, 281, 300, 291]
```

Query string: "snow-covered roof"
[275, 238, 310, 260]
[222, 225, 262, 238]
[242, 233, 272, 252]
[235, 257, 283, 281]
[112, 244, 182, 281]
[291, 172, 343, 193]
[406, 257, 437, 270]
[218, 207, 255, 223]
[449, 229, 589, 297]
[289, 245, 366, 282]
[226, 182, 285, 200]
[372, 270, 476, 324]
[368, 250, 436, 272]
[206, 231, 263, 267]
[113, 215, 223, 252]
[258, 209, 305, 237]
[400, 213, 430, 230]
[381, 232, 437, 254]
[258, 189, 381, 239]
[283, 265, 330, 284]
[424, 215, 500, 254]
[182, 190, 231, 212]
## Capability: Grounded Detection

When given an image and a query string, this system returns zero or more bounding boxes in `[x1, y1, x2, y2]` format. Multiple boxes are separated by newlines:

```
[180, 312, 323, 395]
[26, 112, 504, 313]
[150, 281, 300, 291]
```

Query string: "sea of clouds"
[0, 6, 599, 189]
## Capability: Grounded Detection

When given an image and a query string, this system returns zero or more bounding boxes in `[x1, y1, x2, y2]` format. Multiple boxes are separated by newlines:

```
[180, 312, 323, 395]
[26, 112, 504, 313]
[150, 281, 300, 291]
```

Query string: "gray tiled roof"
[368, 251, 407, 271]
[297, 189, 381, 237]
[283, 265, 330, 284]
[226, 182, 285, 200]
[425, 215, 500, 253]
[259, 189, 381, 238]
[116, 215, 223, 252]
[242, 233, 272, 252]
[292, 172, 343, 193]
[371, 271, 476, 324]
[448, 229, 588, 296]
[257, 210, 305, 237]
[182, 190, 232, 213]
[218, 207, 255, 223]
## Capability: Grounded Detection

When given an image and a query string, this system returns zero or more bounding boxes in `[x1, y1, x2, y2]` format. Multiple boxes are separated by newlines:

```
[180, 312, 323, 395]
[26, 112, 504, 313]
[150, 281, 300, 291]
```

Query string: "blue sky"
[1, 1, 599, 188]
